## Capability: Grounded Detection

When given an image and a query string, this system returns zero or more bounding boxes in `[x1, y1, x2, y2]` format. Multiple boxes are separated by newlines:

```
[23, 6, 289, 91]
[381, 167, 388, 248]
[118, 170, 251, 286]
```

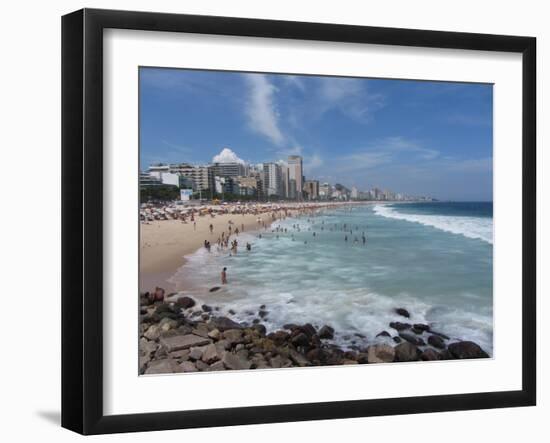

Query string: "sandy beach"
[140, 212, 274, 292]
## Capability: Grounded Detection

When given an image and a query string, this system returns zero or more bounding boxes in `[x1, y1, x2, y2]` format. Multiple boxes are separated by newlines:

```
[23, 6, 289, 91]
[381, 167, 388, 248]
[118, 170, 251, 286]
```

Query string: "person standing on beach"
[221, 267, 227, 284]
[209, 223, 213, 234]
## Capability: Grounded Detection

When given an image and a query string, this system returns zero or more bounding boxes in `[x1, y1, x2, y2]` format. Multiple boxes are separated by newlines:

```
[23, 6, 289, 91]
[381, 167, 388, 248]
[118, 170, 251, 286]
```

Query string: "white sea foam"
[373, 204, 493, 244]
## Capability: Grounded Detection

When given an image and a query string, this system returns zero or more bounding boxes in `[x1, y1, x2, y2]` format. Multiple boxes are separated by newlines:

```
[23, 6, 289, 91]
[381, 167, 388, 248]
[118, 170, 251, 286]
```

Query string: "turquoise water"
[171, 203, 493, 354]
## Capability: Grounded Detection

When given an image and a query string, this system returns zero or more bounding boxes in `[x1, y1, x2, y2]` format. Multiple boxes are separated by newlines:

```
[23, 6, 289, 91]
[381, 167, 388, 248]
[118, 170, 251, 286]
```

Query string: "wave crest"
[373, 204, 493, 244]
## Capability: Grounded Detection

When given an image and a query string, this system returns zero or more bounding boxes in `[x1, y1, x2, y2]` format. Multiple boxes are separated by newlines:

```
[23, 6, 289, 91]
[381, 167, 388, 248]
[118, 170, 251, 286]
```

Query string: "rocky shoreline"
[139, 290, 490, 374]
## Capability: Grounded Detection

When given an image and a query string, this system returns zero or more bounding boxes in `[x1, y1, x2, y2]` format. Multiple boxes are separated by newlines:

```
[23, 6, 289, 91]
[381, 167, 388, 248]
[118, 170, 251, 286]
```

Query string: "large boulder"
[139, 338, 158, 356]
[176, 296, 196, 309]
[223, 329, 244, 345]
[267, 330, 290, 346]
[143, 324, 161, 341]
[252, 324, 267, 335]
[394, 342, 420, 362]
[318, 325, 335, 339]
[300, 323, 317, 338]
[210, 316, 243, 331]
[201, 343, 221, 364]
[413, 323, 430, 332]
[448, 341, 489, 359]
[290, 332, 310, 347]
[428, 334, 446, 349]
[399, 332, 425, 346]
[159, 334, 211, 352]
[430, 330, 450, 340]
[144, 358, 182, 374]
[289, 349, 310, 367]
[367, 344, 396, 363]
[222, 351, 251, 370]
[179, 361, 198, 372]
[389, 322, 411, 331]
[420, 348, 441, 361]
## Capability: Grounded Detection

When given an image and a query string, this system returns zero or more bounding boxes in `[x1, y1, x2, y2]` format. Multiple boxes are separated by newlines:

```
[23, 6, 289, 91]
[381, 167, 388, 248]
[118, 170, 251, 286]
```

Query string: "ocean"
[170, 202, 494, 355]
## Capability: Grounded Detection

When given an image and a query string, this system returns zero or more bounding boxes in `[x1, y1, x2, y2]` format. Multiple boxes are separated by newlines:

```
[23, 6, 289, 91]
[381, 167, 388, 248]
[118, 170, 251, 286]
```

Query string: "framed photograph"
[61, 8, 536, 435]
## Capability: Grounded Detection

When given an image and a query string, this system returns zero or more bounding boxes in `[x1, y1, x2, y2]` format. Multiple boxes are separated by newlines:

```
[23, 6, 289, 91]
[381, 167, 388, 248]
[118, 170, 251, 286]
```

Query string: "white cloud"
[243, 74, 285, 146]
[283, 75, 306, 91]
[212, 147, 245, 164]
[317, 78, 385, 121]
[378, 136, 440, 160]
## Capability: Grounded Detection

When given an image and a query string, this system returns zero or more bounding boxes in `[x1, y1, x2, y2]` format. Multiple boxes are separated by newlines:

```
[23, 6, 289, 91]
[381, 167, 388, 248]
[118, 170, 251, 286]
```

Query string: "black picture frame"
[61, 8, 536, 435]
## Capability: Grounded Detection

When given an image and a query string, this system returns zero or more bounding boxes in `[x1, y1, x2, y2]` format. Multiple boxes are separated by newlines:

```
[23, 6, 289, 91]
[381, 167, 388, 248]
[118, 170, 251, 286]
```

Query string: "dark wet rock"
[201, 304, 213, 312]
[267, 330, 290, 346]
[290, 332, 310, 347]
[448, 341, 489, 359]
[399, 332, 425, 346]
[176, 296, 196, 309]
[367, 344, 396, 363]
[430, 330, 450, 340]
[155, 303, 175, 314]
[394, 342, 420, 362]
[283, 323, 299, 330]
[376, 331, 391, 338]
[209, 287, 221, 292]
[324, 347, 346, 365]
[420, 348, 441, 361]
[210, 316, 243, 331]
[259, 304, 266, 310]
[392, 336, 402, 343]
[389, 321, 412, 331]
[306, 348, 327, 363]
[252, 318, 260, 324]
[413, 323, 430, 332]
[228, 309, 236, 315]
[395, 308, 410, 318]
[428, 335, 446, 349]
[258, 310, 268, 318]
[438, 349, 454, 360]
[318, 325, 335, 339]
[411, 326, 427, 334]
[301, 323, 317, 338]
[252, 324, 267, 335]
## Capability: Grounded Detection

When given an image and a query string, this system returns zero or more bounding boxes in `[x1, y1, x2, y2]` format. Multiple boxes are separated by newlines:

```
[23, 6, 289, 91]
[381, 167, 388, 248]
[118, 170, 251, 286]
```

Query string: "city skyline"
[140, 68, 493, 201]
[143, 148, 432, 202]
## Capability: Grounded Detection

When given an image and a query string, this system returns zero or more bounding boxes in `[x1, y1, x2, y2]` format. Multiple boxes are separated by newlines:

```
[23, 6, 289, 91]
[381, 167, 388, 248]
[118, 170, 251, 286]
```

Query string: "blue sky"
[140, 67, 493, 201]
